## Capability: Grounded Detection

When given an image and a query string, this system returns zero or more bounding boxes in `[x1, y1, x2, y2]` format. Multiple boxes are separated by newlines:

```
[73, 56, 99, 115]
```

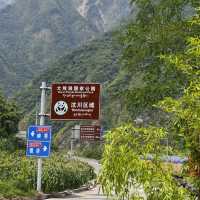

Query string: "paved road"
[49, 186, 109, 200]
[74, 157, 101, 174]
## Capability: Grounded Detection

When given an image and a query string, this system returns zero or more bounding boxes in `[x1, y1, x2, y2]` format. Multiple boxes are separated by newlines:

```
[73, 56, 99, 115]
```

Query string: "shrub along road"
[48, 157, 147, 199]
[48, 157, 110, 200]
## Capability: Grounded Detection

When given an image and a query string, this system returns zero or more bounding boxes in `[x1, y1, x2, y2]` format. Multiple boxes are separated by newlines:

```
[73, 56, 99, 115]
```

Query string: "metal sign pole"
[37, 82, 47, 192]
[70, 138, 73, 157]
[70, 127, 74, 158]
[35, 103, 38, 126]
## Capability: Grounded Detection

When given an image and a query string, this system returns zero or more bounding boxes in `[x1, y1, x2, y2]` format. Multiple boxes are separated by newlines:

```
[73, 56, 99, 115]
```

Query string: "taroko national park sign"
[51, 83, 100, 120]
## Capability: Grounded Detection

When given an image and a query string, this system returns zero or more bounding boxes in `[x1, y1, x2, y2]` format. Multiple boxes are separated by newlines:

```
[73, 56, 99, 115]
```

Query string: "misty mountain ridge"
[0, 0, 131, 95]
[73, 0, 131, 32]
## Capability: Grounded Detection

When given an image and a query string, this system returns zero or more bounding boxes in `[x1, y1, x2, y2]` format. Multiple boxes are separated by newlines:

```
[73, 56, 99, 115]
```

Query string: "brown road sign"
[51, 83, 100, 120]
[80, 125, 101, 141]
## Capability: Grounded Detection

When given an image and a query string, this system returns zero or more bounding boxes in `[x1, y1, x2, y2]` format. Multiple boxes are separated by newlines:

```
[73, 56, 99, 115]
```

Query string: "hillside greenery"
[99, 1, 200, 199]
[4, 0, 200, 198]
[15, 0, 200, 150]
[118, 0, 200, 124]
[0, 0, 99, 95]
[0, 0, 130, 96]
[0, 151, 95, 197]
[158, 24, 200, 195]
[15, 32, 127, 148]
[99, 125, 194, 199]
[76, 142, 103, 160]
[0, 91, 20, 138]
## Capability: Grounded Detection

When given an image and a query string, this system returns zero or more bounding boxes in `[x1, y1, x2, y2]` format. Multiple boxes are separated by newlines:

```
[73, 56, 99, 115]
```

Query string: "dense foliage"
[158, 11, 200, 195]
[0, 151, 95, 197]
[0, 0, 98, 95]
[99, 125, 194, 199]
[76, 142, 103, 160]
[14, 0, 200, 154]
[99, 2, 200, 200]
[118, 0, 200, 123]
[0, 91, 20, 138]
[0, 0, 129, 95]
[4, 0, 200, 199]
[15, 32, 125, 146]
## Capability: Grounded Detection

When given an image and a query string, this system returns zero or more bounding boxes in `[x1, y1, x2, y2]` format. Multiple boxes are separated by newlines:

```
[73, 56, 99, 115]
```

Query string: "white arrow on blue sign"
[26, 141, 51, 158]
[27, 126, 51, 141]
[26, 126, 52, 158]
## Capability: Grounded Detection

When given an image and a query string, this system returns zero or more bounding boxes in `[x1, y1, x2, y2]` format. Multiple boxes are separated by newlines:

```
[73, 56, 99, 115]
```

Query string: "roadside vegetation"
[1, 0, 200, 199]
[76, 142, 103, 160]
[0, 93, 95, 198]
[99, 0, 200, 199]
[0, 151, 95, 197]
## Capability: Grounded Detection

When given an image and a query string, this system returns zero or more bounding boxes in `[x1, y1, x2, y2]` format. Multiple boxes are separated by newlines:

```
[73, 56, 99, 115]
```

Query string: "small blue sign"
[26, 141, 51, 158]
[100, 128, 104, 136]
[27, 126, 51, 141]
[26, 125, 52, 158]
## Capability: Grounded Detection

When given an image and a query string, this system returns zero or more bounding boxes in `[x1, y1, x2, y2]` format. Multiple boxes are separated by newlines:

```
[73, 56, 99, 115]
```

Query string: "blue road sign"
[27, 126, 51, 141]
[26, 126, 52, 158]
[100, 128, 104, 136]
[26, 141, 51, 158]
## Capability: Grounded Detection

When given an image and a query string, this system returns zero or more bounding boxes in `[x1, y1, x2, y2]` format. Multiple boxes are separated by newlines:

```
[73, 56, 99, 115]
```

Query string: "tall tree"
[99, 124, 195, 199]
[99, 1, 200, 199]
[0, 92, 20, 138]
[120, 0, 200, 121]
[158, 10, 200, 195]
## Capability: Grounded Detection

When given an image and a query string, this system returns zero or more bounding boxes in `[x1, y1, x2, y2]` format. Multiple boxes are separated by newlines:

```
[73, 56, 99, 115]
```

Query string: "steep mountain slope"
[73, 0, 131, 32]
[0, 0, 97, 95]
[0, 0, 130, 95]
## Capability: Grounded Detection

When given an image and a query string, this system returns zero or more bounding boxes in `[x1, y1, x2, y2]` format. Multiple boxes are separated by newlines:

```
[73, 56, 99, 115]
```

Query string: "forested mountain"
[73, 0, 131, 32]
[14, 0, 200, 151]
[15, 31, 134, 147]
[15, 32, 128, 132]
[0, 0, 130, 95]
[2, 0, 200, 198]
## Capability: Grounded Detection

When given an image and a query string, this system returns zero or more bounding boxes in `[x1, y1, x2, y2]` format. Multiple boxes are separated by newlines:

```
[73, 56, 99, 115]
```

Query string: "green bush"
[0, 138, 24, 152]
[0, 151, 95, 195]
[0, 180, 35, 198]
[76, 143, 103, 160]
[42, 154, 95, 192]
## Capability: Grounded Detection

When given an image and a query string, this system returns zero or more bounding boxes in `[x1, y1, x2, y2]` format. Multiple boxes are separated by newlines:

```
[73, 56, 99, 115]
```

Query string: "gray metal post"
[37, 82, 47, 192]
[70, 128, 74, 158]
[35, 103, 38, 126]
[70, 139, 73, 157]
[166, 138, 169, 157]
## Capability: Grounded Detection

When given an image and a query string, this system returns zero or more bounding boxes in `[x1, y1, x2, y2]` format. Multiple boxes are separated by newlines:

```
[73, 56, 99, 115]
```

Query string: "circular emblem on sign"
[54, 101, 68, 115]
